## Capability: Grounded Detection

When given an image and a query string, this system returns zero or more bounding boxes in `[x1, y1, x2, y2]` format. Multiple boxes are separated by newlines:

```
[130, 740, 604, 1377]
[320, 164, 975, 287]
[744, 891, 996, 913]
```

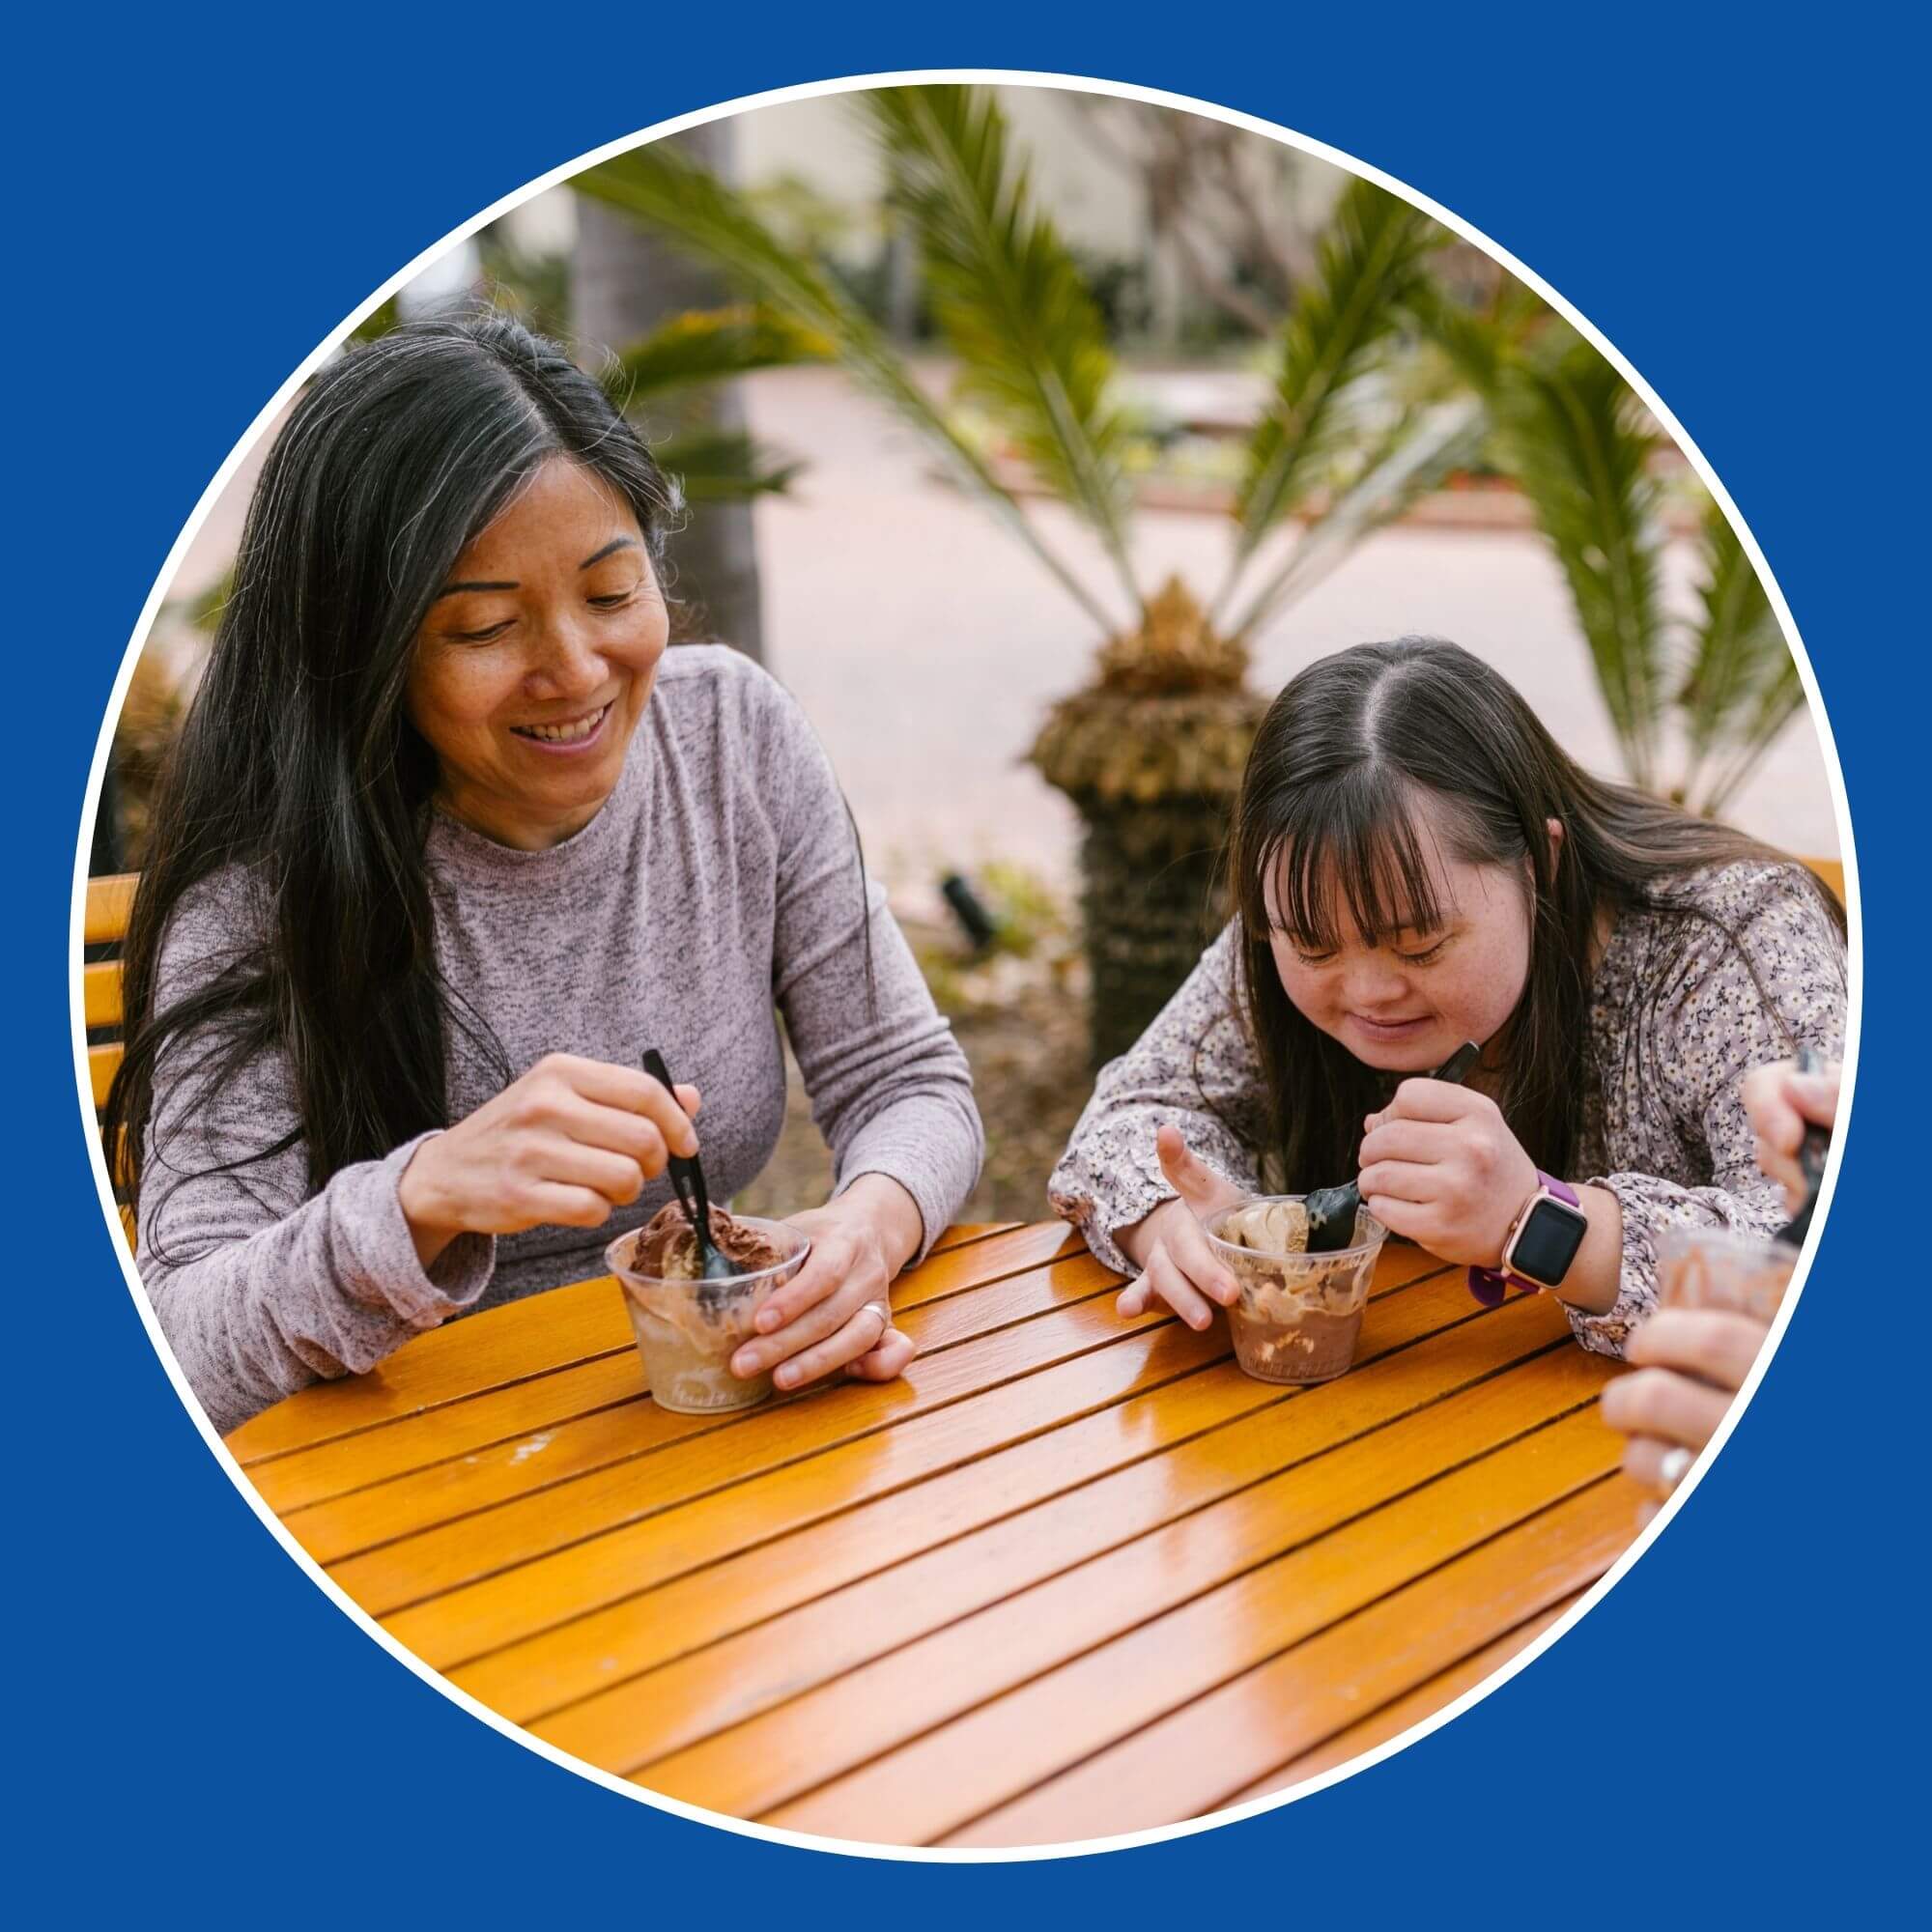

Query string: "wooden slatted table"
[228, 1220, 1642, 1846]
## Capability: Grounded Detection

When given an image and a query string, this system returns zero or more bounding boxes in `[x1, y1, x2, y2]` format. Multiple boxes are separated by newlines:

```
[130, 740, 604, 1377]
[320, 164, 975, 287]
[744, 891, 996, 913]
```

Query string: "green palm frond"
[349, 296, 400, 344]
[653, 429, 805, 500]
[862, 85, 1141, 613]
[1478, 323, 1669, 788]
[185, 567, 234, 635]
[1227, 395, 1488, 639]
[575, 140, 1116, 634]
[604, 304, 833, 404]
[1221, 178, 1442, 601]
[1680, 497, 1804, 813]
[1404, 274, 1550, 391]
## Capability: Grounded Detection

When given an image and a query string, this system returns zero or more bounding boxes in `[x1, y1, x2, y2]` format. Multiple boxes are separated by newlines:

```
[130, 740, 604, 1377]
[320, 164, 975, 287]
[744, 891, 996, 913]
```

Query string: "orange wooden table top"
[227, 1220, 1642, 1848]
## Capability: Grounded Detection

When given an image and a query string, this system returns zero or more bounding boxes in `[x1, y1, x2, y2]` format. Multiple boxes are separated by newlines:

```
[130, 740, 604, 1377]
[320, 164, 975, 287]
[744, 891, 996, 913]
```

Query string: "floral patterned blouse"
[1049, 860, 1848, 1358]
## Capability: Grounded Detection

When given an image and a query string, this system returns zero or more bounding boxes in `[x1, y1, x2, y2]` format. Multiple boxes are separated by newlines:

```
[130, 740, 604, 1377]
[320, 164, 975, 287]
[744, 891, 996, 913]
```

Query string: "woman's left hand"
[1357, 1079, 1539, 1267]
[728, 1177, 922, 1391]
[1604, 1308, 1770, 1523]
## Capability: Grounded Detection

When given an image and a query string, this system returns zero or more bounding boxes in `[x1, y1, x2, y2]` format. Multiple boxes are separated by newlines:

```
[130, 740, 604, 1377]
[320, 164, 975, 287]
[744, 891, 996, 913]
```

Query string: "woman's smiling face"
[1264, 793, 1541, 1073]
[407, 458, 669, 849]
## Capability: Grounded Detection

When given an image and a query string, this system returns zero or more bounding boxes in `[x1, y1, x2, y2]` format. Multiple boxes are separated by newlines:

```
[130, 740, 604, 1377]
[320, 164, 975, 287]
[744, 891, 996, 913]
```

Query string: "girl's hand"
[1114, 1126, 1245, 1332]
[399, 1054, 701, 1269]
[1742, 1057, 1841, 1213]
[1357, 1078, 1539, 1267]
[729, 1175, 922, 1392]
[1603, 1307, 1771, 1523]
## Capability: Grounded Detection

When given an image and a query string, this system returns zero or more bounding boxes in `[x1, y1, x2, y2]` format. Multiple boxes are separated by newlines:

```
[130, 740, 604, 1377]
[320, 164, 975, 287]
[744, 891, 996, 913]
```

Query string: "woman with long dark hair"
[107, 314, 982, 1434]
[1049, 638, 1846, 1355]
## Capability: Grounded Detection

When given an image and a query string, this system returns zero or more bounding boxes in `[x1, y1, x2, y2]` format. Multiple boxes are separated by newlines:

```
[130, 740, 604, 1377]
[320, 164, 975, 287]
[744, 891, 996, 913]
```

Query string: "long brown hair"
[1226, 638, 1843, 1189]
[106, 316, 678, 1241]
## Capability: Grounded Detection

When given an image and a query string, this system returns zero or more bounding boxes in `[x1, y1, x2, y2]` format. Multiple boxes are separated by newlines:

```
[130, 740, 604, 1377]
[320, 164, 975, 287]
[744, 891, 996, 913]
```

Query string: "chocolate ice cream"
[631, 1201, 786, 1281]
[609, 1209, 810, 1415]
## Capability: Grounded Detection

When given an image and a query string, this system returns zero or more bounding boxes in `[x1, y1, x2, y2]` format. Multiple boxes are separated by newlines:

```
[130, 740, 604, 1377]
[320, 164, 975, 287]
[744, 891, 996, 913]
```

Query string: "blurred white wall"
[498, 85, 1346, 277]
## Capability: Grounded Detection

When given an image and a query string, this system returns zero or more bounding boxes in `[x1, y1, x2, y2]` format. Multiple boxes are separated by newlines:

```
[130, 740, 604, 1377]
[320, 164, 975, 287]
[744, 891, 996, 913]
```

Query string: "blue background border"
[20, 5, 1914, 1917]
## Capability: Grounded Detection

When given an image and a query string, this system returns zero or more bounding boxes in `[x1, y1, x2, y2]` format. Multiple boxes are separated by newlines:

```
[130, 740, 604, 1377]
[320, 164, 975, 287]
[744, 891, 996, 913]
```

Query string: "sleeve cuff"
[339, 1130, 497, 1327]
[1049, 1160, 1176, 1279]
[1562, 1172, 1671, 1359]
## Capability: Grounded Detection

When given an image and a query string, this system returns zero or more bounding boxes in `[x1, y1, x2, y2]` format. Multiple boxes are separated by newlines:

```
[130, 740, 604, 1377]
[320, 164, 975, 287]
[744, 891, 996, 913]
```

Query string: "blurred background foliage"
[100, 82, 1819, 1215]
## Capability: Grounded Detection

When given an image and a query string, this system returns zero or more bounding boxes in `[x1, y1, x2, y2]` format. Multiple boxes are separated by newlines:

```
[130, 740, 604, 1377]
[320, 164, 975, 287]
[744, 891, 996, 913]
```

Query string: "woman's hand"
[1357, 1079, 1539, 1268]
[1113, 1126, 1245, 1332]
[399, 1053, 701, 1270]
[1603, 1308, 1771, 1524]
[1742, 1057, 1841, 1214]
[729, 1174, 923, 1392]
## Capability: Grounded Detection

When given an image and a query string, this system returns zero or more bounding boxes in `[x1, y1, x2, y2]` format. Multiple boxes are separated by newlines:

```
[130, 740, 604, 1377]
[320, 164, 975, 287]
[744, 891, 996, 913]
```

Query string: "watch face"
[1512, 1196, 1587, 1286]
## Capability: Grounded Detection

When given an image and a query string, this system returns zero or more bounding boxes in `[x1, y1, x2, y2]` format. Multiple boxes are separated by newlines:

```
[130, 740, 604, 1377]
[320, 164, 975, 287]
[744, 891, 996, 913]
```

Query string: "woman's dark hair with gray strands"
[107, 314, 683, 1235]
[1223, 637, 1845, 1197]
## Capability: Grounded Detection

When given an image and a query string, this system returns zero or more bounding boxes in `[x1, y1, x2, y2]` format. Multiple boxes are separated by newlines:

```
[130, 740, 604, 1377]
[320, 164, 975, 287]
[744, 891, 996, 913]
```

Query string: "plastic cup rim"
[1655, 1222, 1797, 1265]
[1204, 1193, 1390, 1265]
[606, 1212, 812, 1293]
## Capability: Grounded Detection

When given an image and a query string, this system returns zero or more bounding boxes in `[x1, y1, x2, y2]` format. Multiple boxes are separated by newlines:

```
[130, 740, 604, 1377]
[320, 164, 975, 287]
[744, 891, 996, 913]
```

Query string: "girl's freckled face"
[406, 458, 669, 851]
[1264, 818, 1535, 1072]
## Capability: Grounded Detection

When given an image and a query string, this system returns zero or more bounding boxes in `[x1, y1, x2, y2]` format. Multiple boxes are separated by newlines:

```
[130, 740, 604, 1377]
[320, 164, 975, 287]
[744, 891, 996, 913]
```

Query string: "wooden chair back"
[84, 871, 137, 1110]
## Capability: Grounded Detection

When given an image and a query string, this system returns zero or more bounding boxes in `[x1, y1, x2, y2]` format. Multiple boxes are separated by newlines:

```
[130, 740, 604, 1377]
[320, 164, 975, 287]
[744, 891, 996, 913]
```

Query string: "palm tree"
[576, 85, 1482, 1061]
[1416, 290, 1804, 812]
[575, 85, 1805, 1053]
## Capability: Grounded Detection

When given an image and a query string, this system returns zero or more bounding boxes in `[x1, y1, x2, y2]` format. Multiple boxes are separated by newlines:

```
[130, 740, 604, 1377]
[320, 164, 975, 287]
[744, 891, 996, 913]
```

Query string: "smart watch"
[1467, 1174, 1587, 1305]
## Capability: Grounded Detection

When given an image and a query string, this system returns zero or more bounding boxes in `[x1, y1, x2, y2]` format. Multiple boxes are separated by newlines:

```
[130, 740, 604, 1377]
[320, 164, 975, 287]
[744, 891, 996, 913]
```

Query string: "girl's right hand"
[398, 1053, 702, 1269]
[1114, 1126, 1246, 1332]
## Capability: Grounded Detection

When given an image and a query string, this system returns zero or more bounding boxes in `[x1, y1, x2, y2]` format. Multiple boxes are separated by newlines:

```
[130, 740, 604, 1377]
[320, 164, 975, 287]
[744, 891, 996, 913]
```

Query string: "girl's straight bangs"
[1246, 768, 1451, 952]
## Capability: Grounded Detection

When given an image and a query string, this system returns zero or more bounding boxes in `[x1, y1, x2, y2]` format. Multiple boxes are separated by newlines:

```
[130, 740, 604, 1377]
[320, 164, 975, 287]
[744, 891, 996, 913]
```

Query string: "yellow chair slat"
[1803, 855, 1844, 904]
[90, 1043, 122, 1110]
[84, 960, 123, 1029]
[85, 872, 138, 947]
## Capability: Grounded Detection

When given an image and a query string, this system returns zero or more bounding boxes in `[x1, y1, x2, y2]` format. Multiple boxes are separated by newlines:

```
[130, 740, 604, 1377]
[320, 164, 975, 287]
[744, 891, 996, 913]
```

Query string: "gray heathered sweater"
[137, 646, 984, 1434]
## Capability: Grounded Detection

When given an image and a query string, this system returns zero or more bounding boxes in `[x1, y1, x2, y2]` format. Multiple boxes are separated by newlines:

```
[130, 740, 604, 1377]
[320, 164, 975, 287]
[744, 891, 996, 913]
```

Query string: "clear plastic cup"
[1656, 1224, 1796, 1322]
[1204, 1196, 1388, 1384]
[605, 1217, 811, 1414]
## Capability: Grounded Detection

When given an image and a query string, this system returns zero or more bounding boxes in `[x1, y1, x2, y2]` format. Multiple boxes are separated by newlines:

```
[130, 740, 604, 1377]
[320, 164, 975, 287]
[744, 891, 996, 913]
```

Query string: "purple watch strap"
[1467, 1173, 1579, 1304]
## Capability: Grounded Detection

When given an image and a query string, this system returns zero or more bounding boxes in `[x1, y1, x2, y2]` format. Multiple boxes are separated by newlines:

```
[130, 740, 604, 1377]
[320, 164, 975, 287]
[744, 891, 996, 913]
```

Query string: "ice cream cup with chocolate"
[1203, 1194, 1388, 1384]
[1656, 1223, 1796, 1323]
[607, 1205, 811, 1414]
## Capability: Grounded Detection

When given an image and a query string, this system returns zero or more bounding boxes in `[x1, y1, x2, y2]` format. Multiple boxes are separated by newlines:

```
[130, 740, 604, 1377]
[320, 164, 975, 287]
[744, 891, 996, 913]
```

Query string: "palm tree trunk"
[1076, 794, 1235, 1067]
[573, 125, 766, 663]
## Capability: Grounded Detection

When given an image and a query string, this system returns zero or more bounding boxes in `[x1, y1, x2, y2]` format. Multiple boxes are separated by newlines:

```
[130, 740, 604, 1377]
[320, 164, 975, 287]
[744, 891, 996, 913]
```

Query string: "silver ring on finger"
[1659, 1445, 1694, 1492]
[860, 1298, 893, 1344]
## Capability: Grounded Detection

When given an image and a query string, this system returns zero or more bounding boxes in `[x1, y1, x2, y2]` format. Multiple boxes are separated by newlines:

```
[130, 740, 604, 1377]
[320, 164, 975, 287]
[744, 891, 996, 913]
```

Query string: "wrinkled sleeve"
[1048, 922, 1268, 1274]
[135, 877, 494, 1436]
[764, 692, 984, 1262]
[1569, 869, 1848, 1358]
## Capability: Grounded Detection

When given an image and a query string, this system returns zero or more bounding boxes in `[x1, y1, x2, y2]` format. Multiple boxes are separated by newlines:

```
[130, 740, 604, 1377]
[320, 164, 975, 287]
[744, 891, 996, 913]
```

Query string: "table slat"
[942, 1483, 1635, 1845]
[453, 1263, 1470, 1719]
[537, 1325, 1603, 1777]
[279, 1252, 1118, 1553]
[755, 1406, 1624, 1842]
[1220, 1588, 1585, 1805]
[327, 1276, 1164, 1612]
[926, 1224, 1020, 1254]
[383, 1250, 1452, 1669]
[228, 1221, 1078, 1464]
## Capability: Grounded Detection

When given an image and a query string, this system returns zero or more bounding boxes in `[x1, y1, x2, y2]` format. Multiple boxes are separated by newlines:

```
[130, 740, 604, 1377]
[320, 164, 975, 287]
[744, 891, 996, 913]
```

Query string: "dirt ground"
[733, 919, 1094, 1230]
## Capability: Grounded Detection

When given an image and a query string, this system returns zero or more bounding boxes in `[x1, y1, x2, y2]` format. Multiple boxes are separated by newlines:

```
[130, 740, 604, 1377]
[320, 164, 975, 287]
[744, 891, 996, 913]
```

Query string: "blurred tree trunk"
[91, 763, 122, 876]
[573, 125, 766, 663]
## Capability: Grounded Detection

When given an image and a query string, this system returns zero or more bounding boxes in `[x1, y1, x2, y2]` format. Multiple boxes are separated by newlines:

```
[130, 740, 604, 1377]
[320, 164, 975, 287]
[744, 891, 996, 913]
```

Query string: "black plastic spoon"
[642, 1047, 735, 1282]
[1304, 1039, 1485, 1254]
[1774, 1044, 1833, 1249]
